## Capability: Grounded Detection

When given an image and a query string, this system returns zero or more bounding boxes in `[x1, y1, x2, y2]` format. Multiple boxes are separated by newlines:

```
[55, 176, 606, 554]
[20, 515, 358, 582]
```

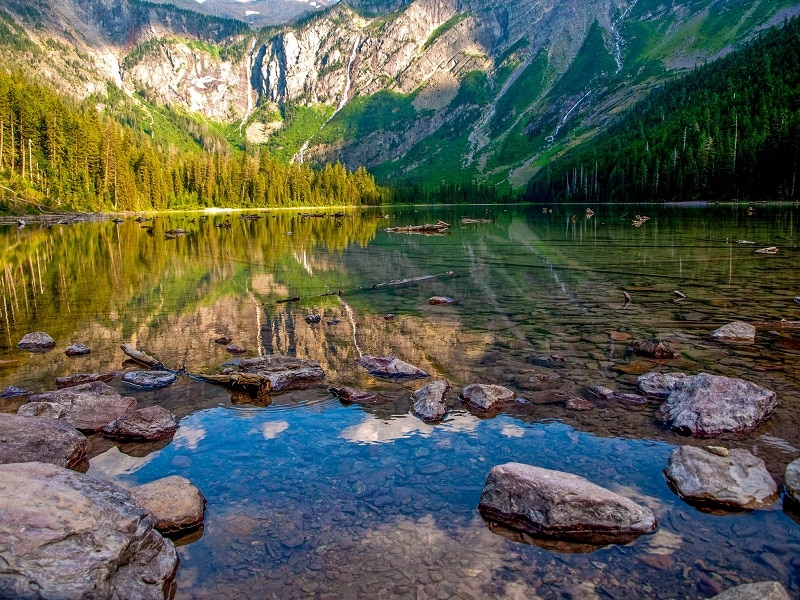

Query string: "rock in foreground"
[411, 380, 450, 422]
[479, 462, 657, 544]
[129, 475, 206, 535]
[0, 413, 87, 470]
[355, 356, 429, 379]
[660, 373, 777, 436]
[460, 383, 515, 411]
[709, 582, 790, 600]
[19, 381, 137, 432]
[0, 462, 178, 599]
[664, 445, 777, 509]
[103, 405, 180, 441]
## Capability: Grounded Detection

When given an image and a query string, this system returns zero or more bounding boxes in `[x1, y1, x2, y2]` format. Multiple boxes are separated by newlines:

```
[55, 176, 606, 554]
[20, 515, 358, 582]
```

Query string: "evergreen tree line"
[0, 71, 386, 214]
[525, 17, 800, 203]
[389, 179, 516, 205]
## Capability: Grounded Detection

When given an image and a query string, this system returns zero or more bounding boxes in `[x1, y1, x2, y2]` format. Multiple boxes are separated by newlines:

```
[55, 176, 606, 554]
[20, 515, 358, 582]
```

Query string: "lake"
[1, 203, 799, 599]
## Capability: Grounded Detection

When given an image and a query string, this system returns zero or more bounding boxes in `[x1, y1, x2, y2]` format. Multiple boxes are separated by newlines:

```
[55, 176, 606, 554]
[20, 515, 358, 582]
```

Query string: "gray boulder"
[709, 582, 790, 600]
[0, 413, 87, 470]
[65, 343, 91, 356]
[0, 462, 177, 599]
[411, 380, 450, 422]
[785, 457, 800, 503]
[123, 370, 177, 389]
[18, 381, 137, 432]
[460, 383, 515, 411]
[637, 372, 687, 399]
[103, 405, 180, 441]
[711, 321, 756, 343]
[664, 445, 777, 509]
[355, 355, 429, 379]
[660, 373, 777, 436]
[129, 475, 206, 535]
[238, 355, 326, 391]
[17, 331, 56, 351]
[479, 462, 657, 544]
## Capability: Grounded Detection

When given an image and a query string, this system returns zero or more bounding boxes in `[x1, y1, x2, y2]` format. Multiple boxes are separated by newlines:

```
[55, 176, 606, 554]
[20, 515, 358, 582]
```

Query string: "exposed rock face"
[103, 405, 180, 441]
[460, 383, 515, 411]
[664, 446, 778, 509]
[129, 475, 206, 535]
[356, 355, 430, 379]
[478, 462, 657, 543]
[711, 321, 756, 343]
[18, 381, 137, 432]
[709, 582, 790, 600]
[0, 462, 178, 599]
[123, 370, 178, 389]
[0, 413, 87, 470]
[238, 355, 326, 391]
[17, 331, 56, 351]
[637, 372, 687, 399]
[785, 458, 800, 503]
[411, 379, 450, 422]
[660, 373, 777, 436]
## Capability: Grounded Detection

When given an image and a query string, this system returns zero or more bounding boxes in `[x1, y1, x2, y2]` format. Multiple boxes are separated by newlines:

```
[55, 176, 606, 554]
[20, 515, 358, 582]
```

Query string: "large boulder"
[411, 380, 450, 422]
[0, 462, 178, 599]
[129, 475, 206, 535]
[709, 582, 790, 600]
[17, 331, 56, 351]
[711, 321, 756, 343]
[0, 413, 87, 470]
[103, 405, 180, 441]
[637, 372, 687, 399]
[355, 355, 429, 379]
[664, 445, 778, 509]
[660, 373, 777, 436]
[238, 355, 325, 391]
[478, 462, 657, 544]
[785, 458, 800, 503]
[18, 381, 136, 432]
[460, 383, 515, 412]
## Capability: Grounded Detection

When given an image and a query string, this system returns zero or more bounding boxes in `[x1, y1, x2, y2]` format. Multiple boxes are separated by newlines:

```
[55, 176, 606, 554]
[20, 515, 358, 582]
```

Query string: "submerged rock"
[129, 475, 206, 535]
[19, 381, 136, 432]
[660, 373, 777, 436]
[565, 397, 595, 411]
[225, 343, 248, 354]
[629, 338, 678, 359]
[460, 383, 515, 411]
[56, 371, 117, 389]
[329, 386, 380, 405]
[587, 385, 647, 406]
[429, 296, 454, 305]
[0, 462, 178, 599]
[786, 458, 800, 503]
[65, 343, 91, 356]
[17, 331, 56, 351]
[123, 370, 178, 389]
[711, 321, 756, 343]
[103, 405, 180, 441]
[355, 355, 429, 379]
[664, 445, 777, 509]
[305, 314, 322, 324]
[411, 380, 450, 422]
[0, 413, 87, 470]
[637, 372, 687, 399]
[709, 582, 790, 600]
[478, 462, 656, 544]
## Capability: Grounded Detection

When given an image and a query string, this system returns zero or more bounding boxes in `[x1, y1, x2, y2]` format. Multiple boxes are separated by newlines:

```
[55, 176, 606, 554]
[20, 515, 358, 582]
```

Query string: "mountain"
[1, 0, 799, 191]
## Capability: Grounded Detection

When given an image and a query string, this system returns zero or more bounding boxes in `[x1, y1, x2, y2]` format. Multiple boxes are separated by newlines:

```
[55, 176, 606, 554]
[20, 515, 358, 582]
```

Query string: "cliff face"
[3, 0, 798, 187]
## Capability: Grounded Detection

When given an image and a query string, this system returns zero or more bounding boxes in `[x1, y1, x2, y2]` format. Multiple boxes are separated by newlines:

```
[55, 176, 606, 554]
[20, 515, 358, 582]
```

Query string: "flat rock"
[103, 405, 180, 441]
[660, 373, 777, 436]
[65, 343, 91, 356]
[637, 372, 688, 399]
[329, 386, 382, 405]
[709, 582, 790, 600]
[56, 371, 117, 389]
[0, 462, 177, 599]
[17, 331, 56, 351]
[0, 413, 87, 470]
[711, 321, 756, 343]
[460, 383, 515, 411]
[129, 475, 206, 535]
[238, 355, 326, 391]
[664, 445, 778, 509]
[123, 370, 178, 389]
[629, 338, 678, 359]
[355, 355, 429, 379]
[411, 380, 450, 422]
[478, 462, 657, 544]
[19, 381, 137, 432]
[785, 458, 800, 503]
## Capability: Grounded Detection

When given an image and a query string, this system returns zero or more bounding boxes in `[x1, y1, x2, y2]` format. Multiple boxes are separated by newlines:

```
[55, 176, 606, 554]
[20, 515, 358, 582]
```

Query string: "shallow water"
[1, 203, 799, 598]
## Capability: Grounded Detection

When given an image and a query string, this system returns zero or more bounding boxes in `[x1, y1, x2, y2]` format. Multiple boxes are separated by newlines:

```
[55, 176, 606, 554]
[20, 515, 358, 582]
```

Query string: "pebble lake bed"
[1, 203, 799, 598]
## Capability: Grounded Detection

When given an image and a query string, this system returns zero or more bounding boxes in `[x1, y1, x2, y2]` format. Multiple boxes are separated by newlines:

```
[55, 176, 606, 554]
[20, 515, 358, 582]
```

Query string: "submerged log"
[385, 220, 450, 234]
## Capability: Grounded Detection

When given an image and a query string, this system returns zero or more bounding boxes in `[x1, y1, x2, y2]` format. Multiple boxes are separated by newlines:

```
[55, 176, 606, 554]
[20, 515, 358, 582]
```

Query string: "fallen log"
[385, 220, 450, 234]
[120, 344, 165, 370]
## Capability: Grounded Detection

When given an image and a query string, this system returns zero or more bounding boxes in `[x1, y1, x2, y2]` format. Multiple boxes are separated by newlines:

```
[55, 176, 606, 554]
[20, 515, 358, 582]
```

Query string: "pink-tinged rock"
[460, 383, 515, 411]
[103, 405, 179, 441]
[411, 380, 450, 422]
[0, 413, 87, 471]
[710, 321, 756, 343]
[479, 462, 657, 544]
[355, 355, 429, 379]
[710, 582, 790, 600]
[129, 475, 206, 535]
[0, 462, 178, 599]
[18, 381, 136, 432]
[565, 397, 595, 411]
[329, 386, 384, 405]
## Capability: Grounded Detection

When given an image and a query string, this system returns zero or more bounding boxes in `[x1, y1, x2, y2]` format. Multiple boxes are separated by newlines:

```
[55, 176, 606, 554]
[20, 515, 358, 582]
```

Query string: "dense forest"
[525, 17, 800, 203]
[0, 71, 386, 214]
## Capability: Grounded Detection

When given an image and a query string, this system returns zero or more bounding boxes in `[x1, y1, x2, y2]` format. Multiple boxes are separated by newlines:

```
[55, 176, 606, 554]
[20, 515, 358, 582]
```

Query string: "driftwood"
[120, 344, 165, 369]
[385, 220, 450, 234]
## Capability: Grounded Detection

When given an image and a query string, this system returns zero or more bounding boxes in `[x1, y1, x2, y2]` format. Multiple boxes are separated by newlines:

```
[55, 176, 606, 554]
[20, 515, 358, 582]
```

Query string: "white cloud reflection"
[261, 421, 289, 439]
[172, 425, 207, 450]
[340, 411, 479, 444]
[87, 445, 157, 479]
[500, 424, 526, 438]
